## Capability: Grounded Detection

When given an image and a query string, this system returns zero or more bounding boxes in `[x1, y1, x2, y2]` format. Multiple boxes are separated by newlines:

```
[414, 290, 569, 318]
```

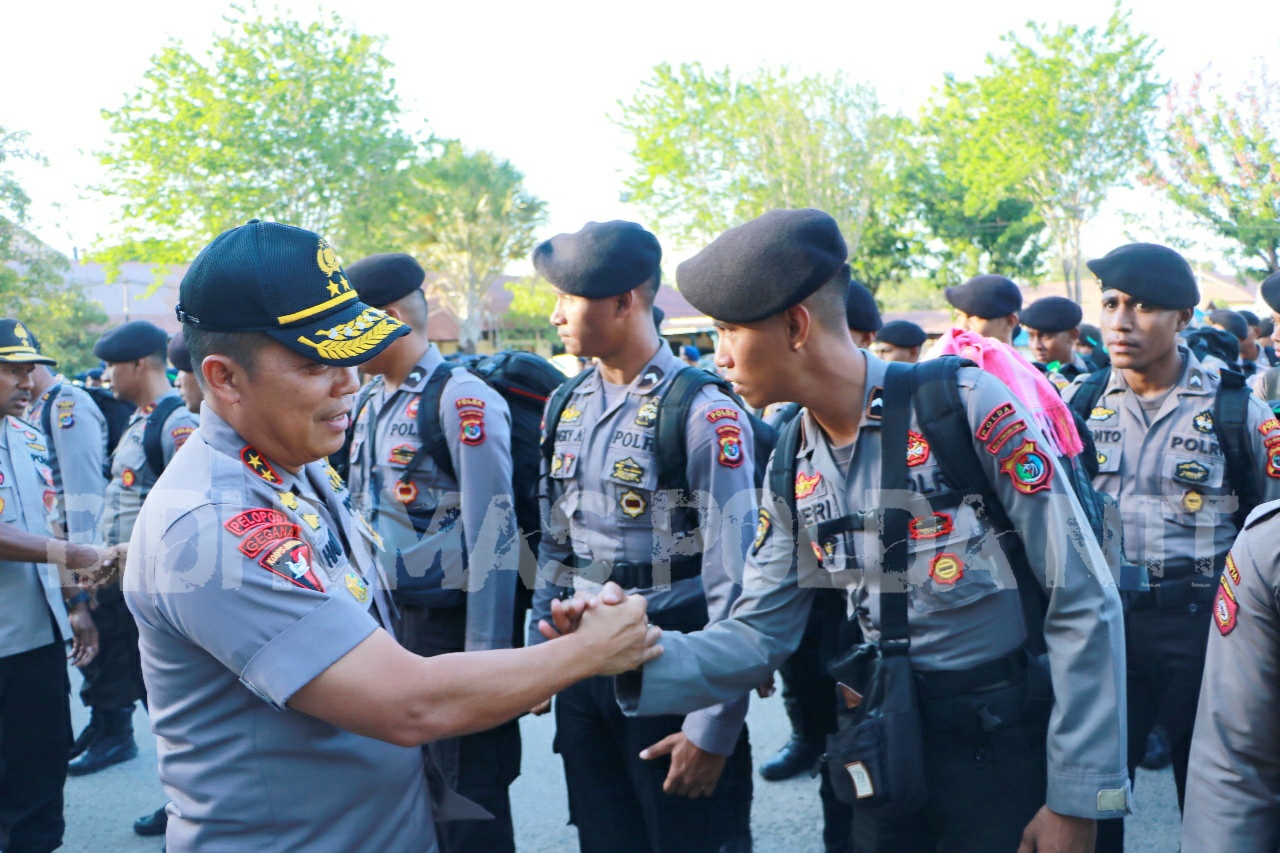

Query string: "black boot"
[134, 804, 170, 837]
[1139, 724, 1172, 771]
[69, 714, 102, 760]
[758, 736, 822, 781]
[68, 706, 138, 776]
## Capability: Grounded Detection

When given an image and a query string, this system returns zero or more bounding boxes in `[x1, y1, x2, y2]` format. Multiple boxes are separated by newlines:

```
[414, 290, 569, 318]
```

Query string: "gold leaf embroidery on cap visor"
[296, 308, 403, 360]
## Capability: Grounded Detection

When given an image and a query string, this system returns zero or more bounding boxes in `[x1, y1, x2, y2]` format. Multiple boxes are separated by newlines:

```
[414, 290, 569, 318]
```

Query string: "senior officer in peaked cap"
[124, 220, 658, 852]
[529, 220, 758, 853]
[68, 320, 200, 777]
[870, 320, 927, 364]
[1020, 297, 1091, 389]
[944, 274, 1022, 346]
[345, 251, 524, 852]
[555, 208, 1129, 852]
[1061, 242, 1280, 853]
[0, 319, 105, 853]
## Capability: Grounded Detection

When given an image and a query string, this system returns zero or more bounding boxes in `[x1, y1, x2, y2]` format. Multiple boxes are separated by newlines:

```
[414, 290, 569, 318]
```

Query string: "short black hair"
[183, 327, 271, 386]
[803, 266, 853, 333]
[389, 288, 429, 330]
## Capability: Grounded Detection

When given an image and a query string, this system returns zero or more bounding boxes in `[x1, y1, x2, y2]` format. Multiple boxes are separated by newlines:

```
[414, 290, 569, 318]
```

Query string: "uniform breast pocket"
[1094, 443, 1122, 474]
[805, 523, 859, 575]
[602, 448, 657, 525]
[903, 503, 1004, 612]
[549, 444, 581, 480]
[0, 480, 17, 523]
[1164, 453, 1224, 494]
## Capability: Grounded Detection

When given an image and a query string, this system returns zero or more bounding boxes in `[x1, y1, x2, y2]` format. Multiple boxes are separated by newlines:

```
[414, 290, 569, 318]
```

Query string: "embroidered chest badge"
[1090, 407, 1116, 421]
[1193, 410, 1214, 433]
[1174, 460, 1210, 484]
[345, 571, 370, 602]
[260, 538, 325, 593]
[389, 444, 415, 466]
[405, 398, 420, 419]
[634, 398, 659, 428]
[906, 430, 930, 467]
[619, 490, 647, 519]
[561, 404, 584, 425]
[121, 469, 137, 488]
[795, 471, 823, 500]
[999, 439, 1054, 494]
[929, 553, 964, 585]
[395, 480, 419, 504]
[612, 457, 645, 484]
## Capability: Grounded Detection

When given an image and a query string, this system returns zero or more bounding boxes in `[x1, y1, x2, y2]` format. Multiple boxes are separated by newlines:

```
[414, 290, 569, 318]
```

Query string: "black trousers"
[849, 669, 1050, 853]
[1096, 606, 1210, 853]
[78, 585, 146, 712]
[396, 602, 520, 853]
[0, 641, 72, 853]
[555, 673, 753, 853]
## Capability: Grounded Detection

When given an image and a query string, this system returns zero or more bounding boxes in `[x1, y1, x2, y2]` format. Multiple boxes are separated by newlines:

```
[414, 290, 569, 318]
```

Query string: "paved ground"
[62, 666, 1181, 852]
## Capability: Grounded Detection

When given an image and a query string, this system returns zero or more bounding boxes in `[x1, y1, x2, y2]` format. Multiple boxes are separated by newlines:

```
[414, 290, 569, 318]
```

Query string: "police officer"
[1208, 309, 1255, 376]
[1020, 296, 1091, 388]
[845, 280, 882, 348]
[125, 220, 658, 851]
[529, 220, 757, 853]
[944, 274, 1022, 345]
[1180, 505, 1280, 852]
[168, 328, 203, 414]
[591, 209, 1128, 852]
[1076, 323, 1110, 370]
[69, 320, 200, 776]
[345, 252, 523, 852]
[1061, 242, 1280, 852]
[1254, 274, 1280, 403]
[0, 318, 104, 853]
[869, 321, 926, 364]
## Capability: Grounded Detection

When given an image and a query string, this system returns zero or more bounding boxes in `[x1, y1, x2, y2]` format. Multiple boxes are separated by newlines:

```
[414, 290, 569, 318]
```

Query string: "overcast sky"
[4, 0, 1277, 273]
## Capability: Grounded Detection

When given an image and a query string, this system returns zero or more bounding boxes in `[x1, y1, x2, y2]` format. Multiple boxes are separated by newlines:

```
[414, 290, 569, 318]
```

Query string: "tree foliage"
[931, 6, 1162, 299]
[393, 141, 547, 352]
[616, 63, 913, 287]
[0, 129, 106, 373]
[1147, 62, 1280, 277]
[97, 7, 417, 270]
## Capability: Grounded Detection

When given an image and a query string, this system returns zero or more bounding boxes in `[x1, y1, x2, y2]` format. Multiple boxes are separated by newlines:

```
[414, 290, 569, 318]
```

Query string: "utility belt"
[563, 553, 702, 592]
[1127, 573, 1217, 612]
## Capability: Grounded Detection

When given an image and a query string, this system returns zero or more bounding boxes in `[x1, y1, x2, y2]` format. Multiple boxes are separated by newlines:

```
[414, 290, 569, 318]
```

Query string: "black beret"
[945, 275, 1023, 319]
[677, 209, 848, 324]
[0, 319, 55, 365]
[87, 367, 104, 379]
[846, 279, 883, 332]
[93, 320, 169, 363]
[167, 327, 194, 373]
[345, 253, 426, 309]
[1077, 323, 1103, 348]
[1261, 271, 1280, 313]
[532, 221, 661, 298]
[178, 220, 408, 367]
[1262, 317, 1275, 337]
[1019, 296, 1083, 333]
[1208, 309, 1249, 342]
[876, 320, 927, 348]
[1086, 243, 1199, 310]
[652, 306, 665, 330]
[1239, 309, 1260, 328]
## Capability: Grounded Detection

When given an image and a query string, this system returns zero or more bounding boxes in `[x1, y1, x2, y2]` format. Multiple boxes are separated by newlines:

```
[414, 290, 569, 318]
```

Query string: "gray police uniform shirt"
[100, 390, 200, 547]
[1182, 503, 1280, 852]
[30, 382, 108, 545]
[1063, 347, 1280, 582]
[125, 407, 434, 852]
[618, 354, 1130, 819]
[349, 344, 519, 650]
[0, 415, 69, 656]
[532, 344, 758, 756]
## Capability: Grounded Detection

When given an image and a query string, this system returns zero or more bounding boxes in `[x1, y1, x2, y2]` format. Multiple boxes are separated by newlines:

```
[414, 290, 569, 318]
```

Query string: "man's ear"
[614, 289, 636, 318]
[1176, 308, 1195, 332]
[202, 355, 243, 405]
[784, 304, 814, 352]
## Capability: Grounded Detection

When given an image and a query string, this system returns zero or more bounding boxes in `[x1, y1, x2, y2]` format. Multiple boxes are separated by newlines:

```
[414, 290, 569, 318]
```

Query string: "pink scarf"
[936, 329, 1084, 459]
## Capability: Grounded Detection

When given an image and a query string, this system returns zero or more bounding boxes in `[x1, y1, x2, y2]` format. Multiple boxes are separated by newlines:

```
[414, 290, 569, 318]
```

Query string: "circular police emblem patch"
[906, 431, 930, 467]
[1193, 410, 1214, 433]
[395, 480, 419, 504]
[1183, 491, 1203, 512]
[716, 424, 743, 468]
[619, 490, 646, 519]
[121, 469, 136, 488]
[929, 553, 964, 585]
[999, 439, 1054, 494]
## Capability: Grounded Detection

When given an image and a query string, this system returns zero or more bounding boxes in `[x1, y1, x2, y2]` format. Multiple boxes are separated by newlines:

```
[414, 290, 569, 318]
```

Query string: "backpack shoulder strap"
[403, 363, 458, 485]
[880, 363, 914, 648]
[332, 379, 378, 482]
[1214, 369, 1261, 526]
[143, 396, 185, 475]
[1066, 366, 1112, 421]
[540, 367, 594, 470]
[769, 409, 805, 553]
[40, 383, 61, 439]
[653, 367, 729, 494]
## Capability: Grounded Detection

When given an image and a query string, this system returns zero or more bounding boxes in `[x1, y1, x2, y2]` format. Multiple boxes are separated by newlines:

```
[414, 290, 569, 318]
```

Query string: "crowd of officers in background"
[4, 209, 1280, 853]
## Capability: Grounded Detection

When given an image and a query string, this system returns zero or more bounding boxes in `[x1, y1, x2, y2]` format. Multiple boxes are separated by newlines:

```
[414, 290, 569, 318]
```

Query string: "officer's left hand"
[640, 732, 729, 798]
[66, 603, 99, 667]
[1017, 806, 1096, 853]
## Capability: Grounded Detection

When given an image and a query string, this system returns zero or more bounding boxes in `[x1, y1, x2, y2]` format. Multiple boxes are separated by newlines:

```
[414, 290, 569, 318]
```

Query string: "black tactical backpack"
[40, 384, 175, 479]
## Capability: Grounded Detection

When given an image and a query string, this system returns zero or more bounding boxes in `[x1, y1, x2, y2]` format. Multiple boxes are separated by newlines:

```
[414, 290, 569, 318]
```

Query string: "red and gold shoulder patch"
[459, 408, 485, 446]
[1214, 576, 1238, 635]
[455, 397, 486, 410]
[241, 446, 282, 484]
[1225, 552, 1241, 586]
[985, 419, 1028, 456]
[906, 431, 930, 467]
[1259, 418, 1280, 436]
[795, 471, 822, 500]
[259, 538, 325, 593]
[999, 439, 1054, 494]
[976, 403, 1015, 442]
[43, 489, 55, 512]
[716, 424, 744, 467]
[706, 408, 740, 424]
[171, 426, 195, 449]
[224, 508, 290, 536]
[239, 524, 304, 558]
[1265, 435, 1280, 479]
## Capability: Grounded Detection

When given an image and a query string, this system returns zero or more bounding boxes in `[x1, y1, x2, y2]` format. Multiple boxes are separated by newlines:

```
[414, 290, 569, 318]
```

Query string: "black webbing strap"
[879, 362, 913, 653]
[401, 363, 456, 486]
[142, 396, 184, 475]
[1213, 369, 1261, 527]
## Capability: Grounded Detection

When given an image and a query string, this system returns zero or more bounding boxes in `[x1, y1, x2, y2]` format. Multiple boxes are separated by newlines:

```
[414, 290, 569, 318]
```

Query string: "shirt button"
[1188, 603, 1199, 615]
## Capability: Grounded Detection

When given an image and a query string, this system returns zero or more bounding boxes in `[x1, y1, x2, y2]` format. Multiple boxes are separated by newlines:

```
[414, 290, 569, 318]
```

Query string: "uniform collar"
[130, 390, 181, 423]
[199, 406, 308, 493]
[575, 342, 682, 399]
[797, 350, 887, 457]
[399, 344, 444, 393]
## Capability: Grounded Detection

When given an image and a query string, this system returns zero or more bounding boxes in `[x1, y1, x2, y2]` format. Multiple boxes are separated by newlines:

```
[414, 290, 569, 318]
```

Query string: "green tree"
[1147, 63, 1280, 276]
[616, 63, 914, 287]
[0, 129, 106, 372]
[96, 7, 418, 271]
[394, 141, 547, 353]
[504, 275, 557, 331]
[931, 5, 1162, 300]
